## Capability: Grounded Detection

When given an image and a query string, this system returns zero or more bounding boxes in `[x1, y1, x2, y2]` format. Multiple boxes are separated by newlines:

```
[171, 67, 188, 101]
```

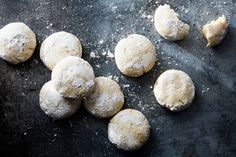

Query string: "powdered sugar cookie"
[108, 109, 150, 151]
[83, 77, 124, 118]
[154, 4, 189, 41]
[39, 81, 81, 120]
[0, 22, 36, 64]
[51, 56, 95, 98]
[40, 31, 82, 70]
[154, 69, 195, 111]
[115, 34, 156, 77]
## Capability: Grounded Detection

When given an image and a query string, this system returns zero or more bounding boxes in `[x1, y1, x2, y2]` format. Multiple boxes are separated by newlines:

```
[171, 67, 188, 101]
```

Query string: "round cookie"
[0, 22, 36, 64]
[40, 31, 82, 70]
[83, 77, 124, 118]
[51, 56, 95, 98]
[154, 4, 189, 41]
[203, 15, 228, 47]
[154, 69, 195, 111]
[39, 81, 81, 120]
[108, 109, 150, 151]
[115, 34, 156, 77]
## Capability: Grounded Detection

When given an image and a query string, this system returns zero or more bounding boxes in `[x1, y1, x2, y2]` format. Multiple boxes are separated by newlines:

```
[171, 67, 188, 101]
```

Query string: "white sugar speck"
[102, 51, 107, 56]
[95, 64, 101, 68]
[99, 39, 104, 44]
[107, 75, 119, 82]
[107, 50, 114, 58]
[90, 52, 96, 58]
[111, 6, 118, 11]
[201, 85, 210, 95]
[123, 84, 130, 88]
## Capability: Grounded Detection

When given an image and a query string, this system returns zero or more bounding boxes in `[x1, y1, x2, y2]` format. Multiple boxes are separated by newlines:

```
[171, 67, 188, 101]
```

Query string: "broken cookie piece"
[203, 15, 228, 47]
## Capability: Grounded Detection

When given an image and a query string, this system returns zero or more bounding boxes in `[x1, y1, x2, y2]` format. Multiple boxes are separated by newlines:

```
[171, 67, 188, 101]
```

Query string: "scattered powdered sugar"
[107, 75, 119, 82]
[111, 6, 118, 12]
[137, 100, 143, 110]
[141, 14, 154, 22]
[90, 52, 96, 58]
[136, 101, 156, 113]
[98, 39, 104, 44]
[95, 64, 101, 68]
[46, 21, 53, 31]
[88, 49, 114, 59]
[201, 85, 210, 95]
[102, 51, 106, 56]
[123, 84, 130, 88]
[107, 50, 114, 58]
[62, 6, 66, 10]
[180, 5, 190, 14]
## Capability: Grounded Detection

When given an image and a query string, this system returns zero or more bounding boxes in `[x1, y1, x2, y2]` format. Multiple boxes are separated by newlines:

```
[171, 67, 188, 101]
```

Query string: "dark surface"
[0, 0, 236, 157]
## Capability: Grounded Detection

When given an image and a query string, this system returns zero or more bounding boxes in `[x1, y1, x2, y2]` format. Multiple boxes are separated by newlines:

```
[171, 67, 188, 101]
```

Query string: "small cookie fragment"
[51, 56, 95, 98]
[115, 34, 156, 77]
[154, 69, 195, 111]
[154, 4, 189, 41]
[0, 22, 36, 64]
[40, 31, 82, 70]
[108, 109, 150, 151]
[203, 15, 228, 47]
[83, 77, 124, 118]
[39, 81, 81, 120]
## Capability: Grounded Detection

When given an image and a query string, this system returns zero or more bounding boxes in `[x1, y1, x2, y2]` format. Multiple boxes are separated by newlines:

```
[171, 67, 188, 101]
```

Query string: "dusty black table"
[0, 0, 236, 157]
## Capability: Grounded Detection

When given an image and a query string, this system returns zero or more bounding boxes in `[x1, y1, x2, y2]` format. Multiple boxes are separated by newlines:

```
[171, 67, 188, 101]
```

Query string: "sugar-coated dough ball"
[39, 81, 81, 120]
[115, 34, 156, 77]
[154, 69, 195, 111]
[154, 4, 189, 41]
[83, 77, 124, 118]
[51, 56, 95, 98]
[203, 16, 228, 47]
[0, 22, 36, 64]
[40, 31, 82, 70]
[108, 109, 150, 151]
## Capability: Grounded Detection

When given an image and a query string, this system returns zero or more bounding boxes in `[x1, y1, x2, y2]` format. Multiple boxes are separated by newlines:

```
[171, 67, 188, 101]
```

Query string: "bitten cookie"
[108, 109, 150, 151]
[40, 31, 82, 70]
[83, 77, 124, 118]
[115, 34, 156, 77]
[39, 81, 81, 120]
[154, 4, 189, 41]
[0, 22, 36, 64]
[154, 69, 195, 111]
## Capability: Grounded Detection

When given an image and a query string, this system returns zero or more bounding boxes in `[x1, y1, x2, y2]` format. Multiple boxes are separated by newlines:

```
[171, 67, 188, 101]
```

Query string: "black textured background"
[0, 0, 236, 157]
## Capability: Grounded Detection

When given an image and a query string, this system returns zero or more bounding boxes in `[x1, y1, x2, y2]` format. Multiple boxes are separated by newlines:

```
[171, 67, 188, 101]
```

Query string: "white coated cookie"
[108, 109, 150, 151]
[203, 16, 228, 47]
[83, 77, 124, 118]
[51, 56, 95, 98]
[40, 31, 82, 70]
[115, 34, 156, 77]
[154, 69, 195, 111]
[154, 4, 189, 41]
[39, 81, 81, 120]
[0, 22, 36, 64]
